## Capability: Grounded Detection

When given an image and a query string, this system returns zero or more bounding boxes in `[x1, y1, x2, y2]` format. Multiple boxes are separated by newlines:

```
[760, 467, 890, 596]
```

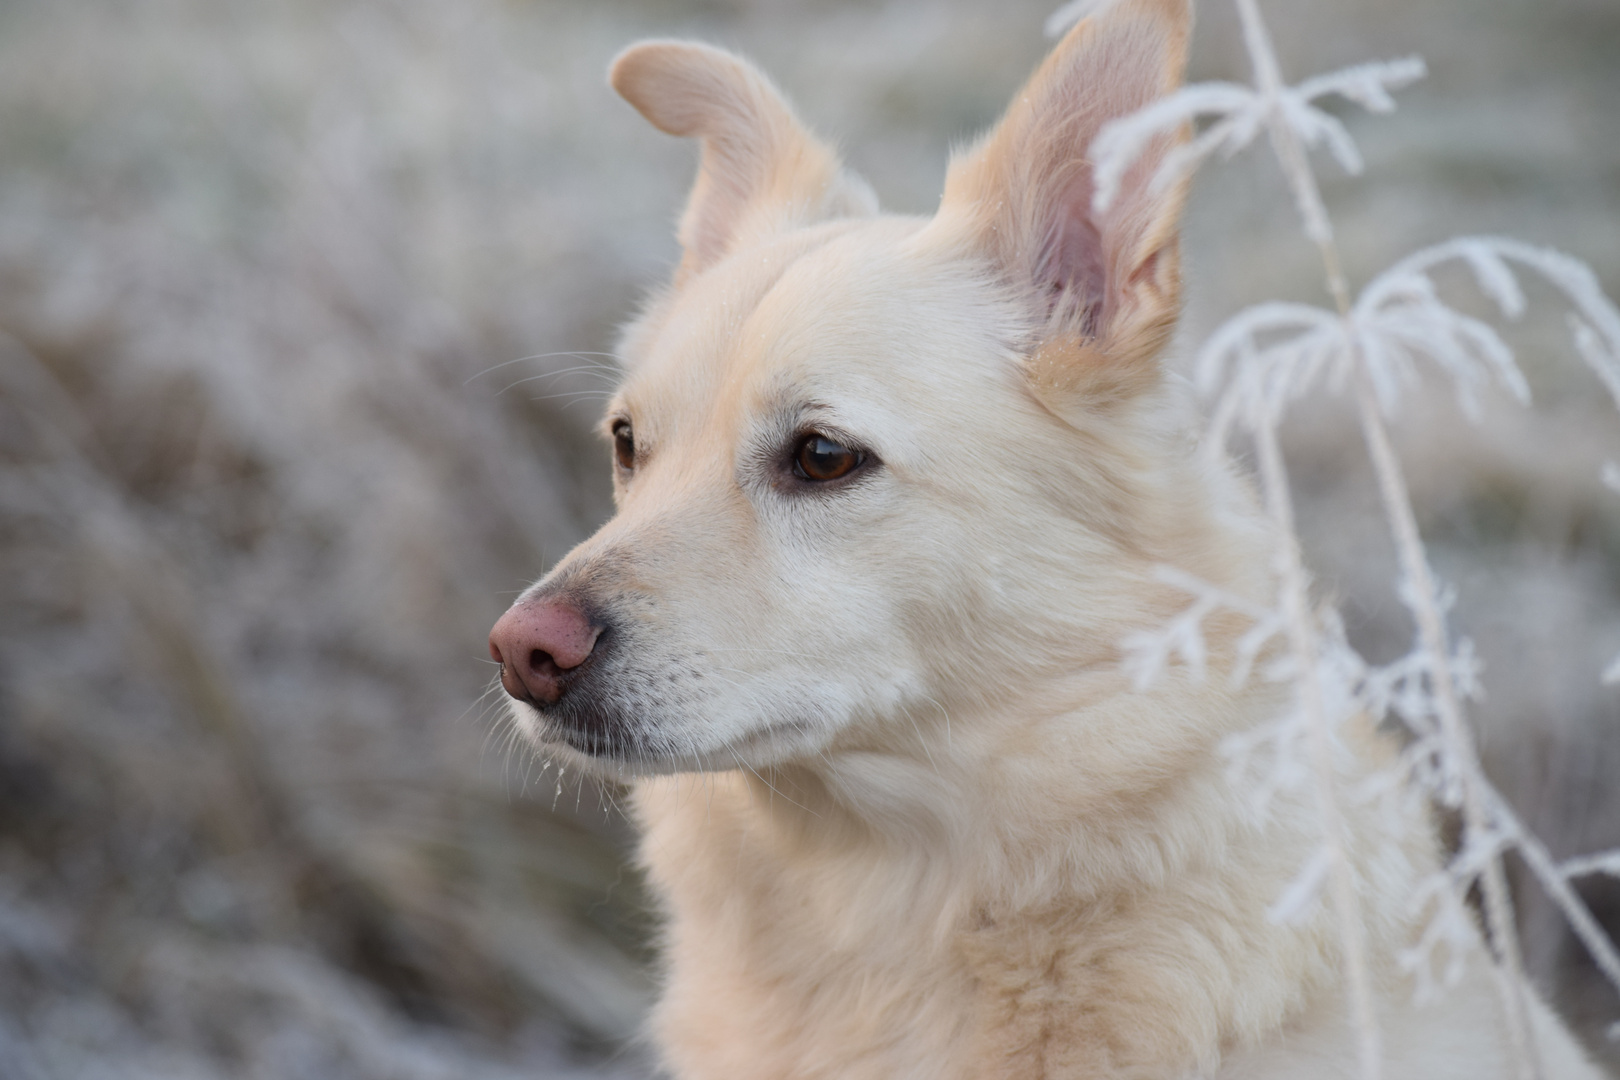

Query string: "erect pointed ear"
[939, 0, 1191, 411]
[610, 41, 877, 286]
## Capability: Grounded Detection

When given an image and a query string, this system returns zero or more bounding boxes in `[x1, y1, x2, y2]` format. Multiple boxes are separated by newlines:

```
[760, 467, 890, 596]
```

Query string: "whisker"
[496, 368, 619, 395]
[464, 350, 626, 385]
[922, 693, 954, 753]
[729, 747, 819, 818]
[508, 387, 617, 403]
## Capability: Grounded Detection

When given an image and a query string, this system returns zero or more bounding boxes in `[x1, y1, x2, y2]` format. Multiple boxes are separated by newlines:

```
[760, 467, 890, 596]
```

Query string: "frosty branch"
[1093, 1, 1620, 1078]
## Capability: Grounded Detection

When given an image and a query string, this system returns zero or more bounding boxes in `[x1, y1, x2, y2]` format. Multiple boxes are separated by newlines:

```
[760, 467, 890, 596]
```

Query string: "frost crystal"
[1088, 9, 1423, 243]
[1197, 237, 1620, 449]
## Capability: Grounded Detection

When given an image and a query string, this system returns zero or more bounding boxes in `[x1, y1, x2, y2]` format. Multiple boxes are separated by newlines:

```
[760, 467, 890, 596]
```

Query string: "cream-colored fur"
[500, 1, 1607, 1075]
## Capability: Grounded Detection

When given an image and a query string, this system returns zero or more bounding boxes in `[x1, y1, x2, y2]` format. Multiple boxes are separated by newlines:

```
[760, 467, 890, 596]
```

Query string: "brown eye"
[612, 420, 635, 472]
[793, 434, 863, 482]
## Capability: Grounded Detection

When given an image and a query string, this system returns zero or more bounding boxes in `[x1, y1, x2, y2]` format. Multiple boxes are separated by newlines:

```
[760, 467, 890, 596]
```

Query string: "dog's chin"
[506, 698, 832, 780]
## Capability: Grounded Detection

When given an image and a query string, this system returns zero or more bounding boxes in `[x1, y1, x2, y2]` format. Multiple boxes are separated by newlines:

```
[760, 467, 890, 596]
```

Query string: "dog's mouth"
[520, 664, 655, 764]
[539, 702, 648, 761]
[504, 640, 691, 771]
[513, 683, 826, 778]
[518, 702, 680, 775]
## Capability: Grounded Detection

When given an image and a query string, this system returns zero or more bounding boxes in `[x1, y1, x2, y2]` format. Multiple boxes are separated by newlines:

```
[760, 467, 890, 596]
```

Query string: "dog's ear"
[939, 0, 1191, 411]
[611, 41, 877, 285]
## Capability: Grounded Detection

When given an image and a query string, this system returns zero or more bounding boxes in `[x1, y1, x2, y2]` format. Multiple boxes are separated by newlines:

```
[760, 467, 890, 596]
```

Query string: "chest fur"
[634, 776, 1329, 1080]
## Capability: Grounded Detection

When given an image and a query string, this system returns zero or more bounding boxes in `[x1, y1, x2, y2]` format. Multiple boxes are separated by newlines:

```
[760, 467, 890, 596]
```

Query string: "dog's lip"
[547, 720, 632, 759]
[530, 706, 818, 774]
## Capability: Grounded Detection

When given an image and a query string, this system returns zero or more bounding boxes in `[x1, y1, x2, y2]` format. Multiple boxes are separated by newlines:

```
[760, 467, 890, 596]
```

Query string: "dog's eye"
[793, 434, 863, 482]
[612, 420, 635, 472]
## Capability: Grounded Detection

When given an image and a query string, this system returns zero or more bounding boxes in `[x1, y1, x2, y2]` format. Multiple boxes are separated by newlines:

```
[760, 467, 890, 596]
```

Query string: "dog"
[487, 0, 1606, 1075]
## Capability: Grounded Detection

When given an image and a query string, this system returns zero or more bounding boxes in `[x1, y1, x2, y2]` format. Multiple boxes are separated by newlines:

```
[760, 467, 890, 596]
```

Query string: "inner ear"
[1040, 168, 1110, 337]
[933, 0, 1191, 407]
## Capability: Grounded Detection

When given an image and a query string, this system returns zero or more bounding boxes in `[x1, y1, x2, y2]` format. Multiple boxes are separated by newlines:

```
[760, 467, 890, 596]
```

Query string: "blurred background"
[0, 0, 1615, 1076]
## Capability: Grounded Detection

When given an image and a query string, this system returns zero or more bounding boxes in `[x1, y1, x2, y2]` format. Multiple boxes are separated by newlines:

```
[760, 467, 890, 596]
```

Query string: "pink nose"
[488, 598, 603, 706]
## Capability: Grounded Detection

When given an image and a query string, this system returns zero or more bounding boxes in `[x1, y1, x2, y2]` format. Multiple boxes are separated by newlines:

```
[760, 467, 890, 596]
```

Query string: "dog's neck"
[672, 665, 1290, 911]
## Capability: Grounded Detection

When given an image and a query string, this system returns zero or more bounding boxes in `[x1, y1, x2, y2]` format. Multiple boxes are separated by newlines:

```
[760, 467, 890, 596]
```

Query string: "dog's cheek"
[868, 491, 1098, 701]
[688, 545, 928, 738]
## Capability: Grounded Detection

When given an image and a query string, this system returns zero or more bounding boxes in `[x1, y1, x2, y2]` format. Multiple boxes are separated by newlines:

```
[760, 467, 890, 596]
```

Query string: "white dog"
[488, 1, 1606, 1075]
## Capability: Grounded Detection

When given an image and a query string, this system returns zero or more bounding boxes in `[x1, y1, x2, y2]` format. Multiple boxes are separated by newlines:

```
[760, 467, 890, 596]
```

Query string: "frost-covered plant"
[1057, 0, 1620, 1076]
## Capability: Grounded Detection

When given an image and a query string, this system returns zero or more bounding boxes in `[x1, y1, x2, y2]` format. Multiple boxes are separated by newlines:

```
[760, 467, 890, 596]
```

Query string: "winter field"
[0, 0, 1617, 1076]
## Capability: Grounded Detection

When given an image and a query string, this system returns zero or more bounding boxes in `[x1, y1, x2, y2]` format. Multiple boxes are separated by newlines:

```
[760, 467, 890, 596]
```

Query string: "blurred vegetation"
[0, 0, 1615, 1076]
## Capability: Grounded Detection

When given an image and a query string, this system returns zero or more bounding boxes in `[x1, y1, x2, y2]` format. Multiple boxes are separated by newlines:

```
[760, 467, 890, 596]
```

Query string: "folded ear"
[610, 41, 878, 285]
[939, 0, 1191, 411]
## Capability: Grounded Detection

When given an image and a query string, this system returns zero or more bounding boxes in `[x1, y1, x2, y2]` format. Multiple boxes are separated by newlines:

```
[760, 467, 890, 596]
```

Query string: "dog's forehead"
[619, 217, 1019, 436]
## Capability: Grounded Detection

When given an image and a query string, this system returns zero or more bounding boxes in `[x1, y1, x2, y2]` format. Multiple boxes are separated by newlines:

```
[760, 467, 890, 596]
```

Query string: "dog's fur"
[501, 2, 1606, 1075]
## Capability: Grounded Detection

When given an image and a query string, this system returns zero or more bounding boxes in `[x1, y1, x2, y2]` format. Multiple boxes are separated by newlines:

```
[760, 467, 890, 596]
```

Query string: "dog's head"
[492, 0, 1215, 778]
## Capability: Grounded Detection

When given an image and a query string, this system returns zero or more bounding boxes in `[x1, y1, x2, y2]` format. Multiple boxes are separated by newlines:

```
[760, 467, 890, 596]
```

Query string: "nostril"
[529, 649, 563, 679]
